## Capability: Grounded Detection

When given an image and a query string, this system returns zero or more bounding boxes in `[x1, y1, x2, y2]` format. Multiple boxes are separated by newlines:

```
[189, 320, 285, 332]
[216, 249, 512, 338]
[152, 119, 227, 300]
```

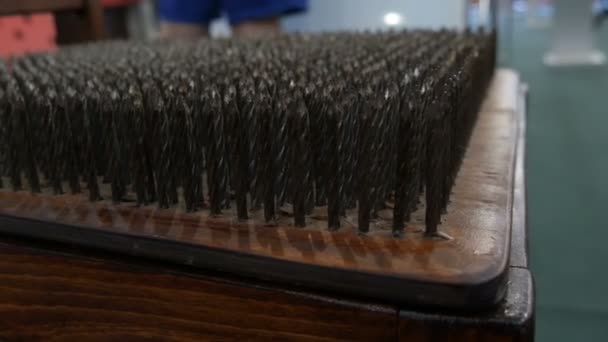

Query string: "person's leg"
[157, 0, 221, 39]
[223, 0, 308, 37]
[232, 18, 281, 37]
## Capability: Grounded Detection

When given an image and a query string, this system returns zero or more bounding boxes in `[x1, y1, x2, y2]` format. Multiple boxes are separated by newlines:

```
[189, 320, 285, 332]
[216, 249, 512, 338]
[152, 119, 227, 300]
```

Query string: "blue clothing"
[596, 0, 608, 12]
[158, 0, 308, 25]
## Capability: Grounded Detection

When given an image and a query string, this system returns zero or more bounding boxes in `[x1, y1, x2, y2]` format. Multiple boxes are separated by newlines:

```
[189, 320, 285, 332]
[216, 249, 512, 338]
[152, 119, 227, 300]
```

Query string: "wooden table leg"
[55, 0, 105, 44]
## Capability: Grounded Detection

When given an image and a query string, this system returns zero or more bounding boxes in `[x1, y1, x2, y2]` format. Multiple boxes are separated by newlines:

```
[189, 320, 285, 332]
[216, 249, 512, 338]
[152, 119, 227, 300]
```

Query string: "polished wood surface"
[0, 240, 398, 341]
[0, 70, 521, 309]
[397, 82, 534, 342]
[0, 236, 532, 341]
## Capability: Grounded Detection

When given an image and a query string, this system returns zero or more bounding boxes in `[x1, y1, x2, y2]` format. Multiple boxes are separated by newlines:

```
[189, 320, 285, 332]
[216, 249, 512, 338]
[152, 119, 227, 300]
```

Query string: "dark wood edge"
[0, 237, 400, 341]
[0, 212, 507, 310]
[399, 267, 535, 341]
[0, 0, 85, 15]
[0, 234, 399, 316]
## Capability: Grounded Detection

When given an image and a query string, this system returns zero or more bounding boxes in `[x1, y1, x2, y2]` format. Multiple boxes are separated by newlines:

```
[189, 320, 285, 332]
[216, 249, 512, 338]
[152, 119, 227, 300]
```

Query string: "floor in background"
[508, 18, 608, 341]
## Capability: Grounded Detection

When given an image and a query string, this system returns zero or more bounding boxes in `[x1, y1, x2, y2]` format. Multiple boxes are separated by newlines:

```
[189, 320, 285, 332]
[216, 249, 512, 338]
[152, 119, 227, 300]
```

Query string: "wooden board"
[0, 69, 521, 310]
[0, 239, 398, 341]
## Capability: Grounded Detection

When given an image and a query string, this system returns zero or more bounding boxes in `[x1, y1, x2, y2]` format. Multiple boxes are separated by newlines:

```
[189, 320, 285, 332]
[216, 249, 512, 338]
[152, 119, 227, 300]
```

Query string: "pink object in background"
[0, 14, 57, 58]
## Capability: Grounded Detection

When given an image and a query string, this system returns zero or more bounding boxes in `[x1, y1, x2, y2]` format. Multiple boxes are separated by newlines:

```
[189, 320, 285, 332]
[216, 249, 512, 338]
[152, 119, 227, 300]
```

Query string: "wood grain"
[0, 241, 398, 342]
[396, 79, 534, 342]
[84, 0, 105, 40]
[0, 70, 520, 309]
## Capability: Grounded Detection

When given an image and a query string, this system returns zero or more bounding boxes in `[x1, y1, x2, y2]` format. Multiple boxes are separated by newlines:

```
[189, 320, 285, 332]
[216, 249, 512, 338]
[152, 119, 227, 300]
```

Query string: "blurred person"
[594, 0, 608, 28]
[158, 0, 308, 38]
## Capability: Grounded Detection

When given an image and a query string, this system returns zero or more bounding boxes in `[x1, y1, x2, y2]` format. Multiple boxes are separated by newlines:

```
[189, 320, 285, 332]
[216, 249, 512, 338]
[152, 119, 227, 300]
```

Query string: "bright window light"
[383, 12, 404, 26]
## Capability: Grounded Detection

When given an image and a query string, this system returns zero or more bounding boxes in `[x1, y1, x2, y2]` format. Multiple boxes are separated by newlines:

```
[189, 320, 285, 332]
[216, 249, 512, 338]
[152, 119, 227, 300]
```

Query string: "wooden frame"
[0, 69, 534, 340]
[0, 70, 522, 310]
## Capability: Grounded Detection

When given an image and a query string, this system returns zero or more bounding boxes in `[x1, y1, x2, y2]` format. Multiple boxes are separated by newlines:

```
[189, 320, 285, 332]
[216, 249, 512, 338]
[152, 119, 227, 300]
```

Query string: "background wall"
[207, 0, 470, 36]
[282, 0, 467, 32]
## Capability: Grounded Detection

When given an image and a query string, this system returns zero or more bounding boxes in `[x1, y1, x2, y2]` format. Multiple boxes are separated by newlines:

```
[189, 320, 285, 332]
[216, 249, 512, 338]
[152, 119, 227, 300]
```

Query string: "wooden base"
[0, 237, 533, 341]
[0, 69, 534, 340]
[0, 69, 521, 310]
[0, 238, 398, 341]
